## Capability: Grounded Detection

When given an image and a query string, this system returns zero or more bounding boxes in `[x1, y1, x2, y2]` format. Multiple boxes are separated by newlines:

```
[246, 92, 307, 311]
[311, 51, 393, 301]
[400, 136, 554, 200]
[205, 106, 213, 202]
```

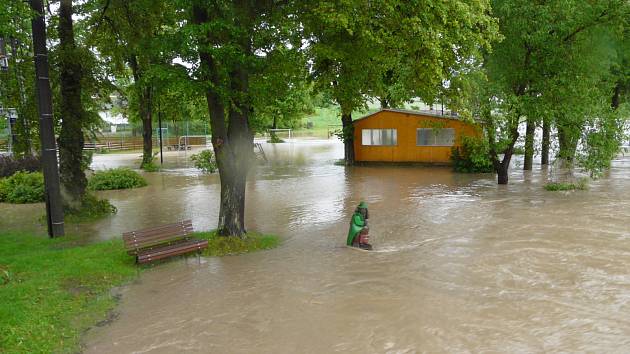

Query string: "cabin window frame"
[416, 128, 455, 146]
[361, 129, 397, 146]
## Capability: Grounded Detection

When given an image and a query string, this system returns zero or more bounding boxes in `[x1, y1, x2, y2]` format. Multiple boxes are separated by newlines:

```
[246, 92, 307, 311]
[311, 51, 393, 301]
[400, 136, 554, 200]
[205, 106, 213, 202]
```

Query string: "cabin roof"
[352, 108, 463, 124]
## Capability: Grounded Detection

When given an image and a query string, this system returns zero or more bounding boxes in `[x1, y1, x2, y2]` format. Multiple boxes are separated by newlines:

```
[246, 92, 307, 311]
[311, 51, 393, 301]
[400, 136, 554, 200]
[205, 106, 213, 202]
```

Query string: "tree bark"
[140, 86, 153, 167]
[523, 117, 535, 170]
[128, 55, 153, 168]
[57, 0, 87, 207]
[193, 2, 252, 237]
[541, 116, 550, 165]
[341, 110, 355, 165]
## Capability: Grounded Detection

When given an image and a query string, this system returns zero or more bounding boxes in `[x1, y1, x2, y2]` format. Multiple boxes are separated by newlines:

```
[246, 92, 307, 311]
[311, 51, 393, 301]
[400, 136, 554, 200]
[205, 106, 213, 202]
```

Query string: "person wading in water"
[346, 201, 372, 250]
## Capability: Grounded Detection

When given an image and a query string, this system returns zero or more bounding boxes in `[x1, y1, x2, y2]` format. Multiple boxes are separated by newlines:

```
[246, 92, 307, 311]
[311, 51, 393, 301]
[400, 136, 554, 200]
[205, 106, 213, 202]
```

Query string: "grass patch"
[193, 231, 280, 257]
[544, 178, 589, 191]
[87, 168, 147, 191]
[0, 233, 137, 353]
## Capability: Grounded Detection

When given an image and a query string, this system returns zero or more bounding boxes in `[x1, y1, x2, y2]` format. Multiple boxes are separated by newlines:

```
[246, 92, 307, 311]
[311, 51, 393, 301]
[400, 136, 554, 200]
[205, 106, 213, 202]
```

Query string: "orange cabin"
[352, 109, 481, 164]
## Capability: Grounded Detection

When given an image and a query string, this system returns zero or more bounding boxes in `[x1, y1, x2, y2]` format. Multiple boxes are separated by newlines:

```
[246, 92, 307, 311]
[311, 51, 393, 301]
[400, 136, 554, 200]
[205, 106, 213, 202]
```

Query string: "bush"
[87, 168, 147, 191]
[0, 171, 45, 203]
[0, 155, 41, 178]
[64, 194, 117, 222]
[141, 159, 160, 172]
[545, 178, 589, 191]
[190, 149, 217, 174]
[267, 133, 285, 143]
[451, 136, 494, 173]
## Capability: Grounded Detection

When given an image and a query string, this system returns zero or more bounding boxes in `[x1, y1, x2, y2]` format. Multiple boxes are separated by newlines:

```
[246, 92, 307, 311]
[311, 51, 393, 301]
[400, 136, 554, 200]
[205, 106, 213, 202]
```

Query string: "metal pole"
[30, 0, 64, 237]
[158, 99, 163, 164]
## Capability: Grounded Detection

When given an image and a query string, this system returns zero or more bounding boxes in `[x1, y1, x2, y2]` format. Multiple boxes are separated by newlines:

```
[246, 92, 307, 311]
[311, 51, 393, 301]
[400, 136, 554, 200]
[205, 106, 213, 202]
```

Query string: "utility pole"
[30, 0, 65, 237]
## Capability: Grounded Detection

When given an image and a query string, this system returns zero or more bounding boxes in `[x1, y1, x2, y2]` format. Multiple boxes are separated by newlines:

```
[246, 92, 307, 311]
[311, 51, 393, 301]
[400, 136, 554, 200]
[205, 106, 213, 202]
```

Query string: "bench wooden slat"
[137, 239, 208, 264]
[124, 230, 191, 250]
[121, 220, 207, 264]
[122, 220, 192, 238]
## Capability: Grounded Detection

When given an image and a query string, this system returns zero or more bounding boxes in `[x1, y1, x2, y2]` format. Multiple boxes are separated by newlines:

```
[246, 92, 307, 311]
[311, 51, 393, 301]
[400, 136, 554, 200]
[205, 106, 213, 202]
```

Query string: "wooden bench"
[122, 220, 208, 264]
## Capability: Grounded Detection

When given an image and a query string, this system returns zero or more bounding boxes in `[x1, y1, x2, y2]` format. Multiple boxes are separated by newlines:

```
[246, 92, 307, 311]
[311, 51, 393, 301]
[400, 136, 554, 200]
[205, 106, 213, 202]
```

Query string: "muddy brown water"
[2, 140, 630, 353]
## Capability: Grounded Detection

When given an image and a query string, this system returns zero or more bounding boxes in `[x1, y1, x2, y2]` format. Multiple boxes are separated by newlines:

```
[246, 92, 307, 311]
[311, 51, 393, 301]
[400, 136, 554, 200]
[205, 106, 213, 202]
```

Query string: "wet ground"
[2, 140, 630, 353]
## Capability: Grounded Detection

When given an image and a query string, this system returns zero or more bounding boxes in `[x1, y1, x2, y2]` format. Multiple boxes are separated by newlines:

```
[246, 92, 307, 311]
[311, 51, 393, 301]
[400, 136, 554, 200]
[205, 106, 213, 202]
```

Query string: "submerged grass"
[193, 231, 280, 257]
[0, 230, 279, 352]
[545, 178, 589, 191]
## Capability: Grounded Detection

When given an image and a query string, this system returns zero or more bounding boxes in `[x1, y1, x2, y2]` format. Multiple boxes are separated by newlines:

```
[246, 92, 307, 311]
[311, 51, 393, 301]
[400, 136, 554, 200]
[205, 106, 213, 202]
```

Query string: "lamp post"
[30, 0, 65, 237]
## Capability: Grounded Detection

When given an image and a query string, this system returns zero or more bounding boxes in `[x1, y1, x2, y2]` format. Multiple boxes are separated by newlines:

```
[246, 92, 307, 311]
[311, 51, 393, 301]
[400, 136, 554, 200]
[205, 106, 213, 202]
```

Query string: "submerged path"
[6, 141, 630, 353]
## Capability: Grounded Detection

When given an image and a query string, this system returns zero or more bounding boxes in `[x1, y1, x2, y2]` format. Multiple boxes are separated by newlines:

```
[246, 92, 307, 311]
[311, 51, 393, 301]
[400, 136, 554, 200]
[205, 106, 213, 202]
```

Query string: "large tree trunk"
[523, 117, 535, 170]
[140, 86, 153, 167]
[541, 116, 550, 165]
[128, 55, 153, 168]
[193, 2, 252, 237]
[57, 0, 87, 207]
[341, 110, 355, 164]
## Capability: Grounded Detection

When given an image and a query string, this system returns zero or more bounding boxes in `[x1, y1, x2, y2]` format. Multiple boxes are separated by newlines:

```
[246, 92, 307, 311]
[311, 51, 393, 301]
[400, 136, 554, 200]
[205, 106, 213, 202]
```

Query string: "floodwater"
[2, 140, 630, 353]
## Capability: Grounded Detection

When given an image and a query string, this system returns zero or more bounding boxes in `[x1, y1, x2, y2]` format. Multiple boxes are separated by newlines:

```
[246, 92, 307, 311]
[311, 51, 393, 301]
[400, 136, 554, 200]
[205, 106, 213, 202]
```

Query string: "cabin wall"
[353, 111, 480, 163]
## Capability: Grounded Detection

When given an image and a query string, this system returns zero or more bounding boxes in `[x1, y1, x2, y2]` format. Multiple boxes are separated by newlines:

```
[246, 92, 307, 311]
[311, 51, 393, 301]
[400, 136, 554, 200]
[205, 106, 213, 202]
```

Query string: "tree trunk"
[497, 162, 510, 184]
[557, 123, 578, 164]
[128, 55, 153, 168]
[57, 0, 87, 207]
[193, 2, 252, 237]
[341, 110, 355, 164]
[523, 117, 535, 170]
[380, 97, 389, 109]
[541, 116, 550, 165]
[140, 86, 153, 167]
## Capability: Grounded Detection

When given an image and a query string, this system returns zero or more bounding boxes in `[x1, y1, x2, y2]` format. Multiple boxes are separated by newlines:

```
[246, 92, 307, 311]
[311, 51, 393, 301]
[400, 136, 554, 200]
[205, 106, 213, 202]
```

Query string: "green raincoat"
[346, 212, 366, 245]
[346, 202, 368, 245]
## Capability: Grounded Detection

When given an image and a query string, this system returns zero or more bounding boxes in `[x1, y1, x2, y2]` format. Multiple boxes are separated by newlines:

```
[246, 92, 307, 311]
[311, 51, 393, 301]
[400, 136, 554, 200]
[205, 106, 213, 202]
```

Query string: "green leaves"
[87, 168, 148, 190]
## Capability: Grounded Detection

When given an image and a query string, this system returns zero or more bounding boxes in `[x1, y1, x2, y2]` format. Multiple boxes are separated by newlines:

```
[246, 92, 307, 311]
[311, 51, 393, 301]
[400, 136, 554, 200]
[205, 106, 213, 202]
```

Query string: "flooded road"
[3, 140, 630, 352]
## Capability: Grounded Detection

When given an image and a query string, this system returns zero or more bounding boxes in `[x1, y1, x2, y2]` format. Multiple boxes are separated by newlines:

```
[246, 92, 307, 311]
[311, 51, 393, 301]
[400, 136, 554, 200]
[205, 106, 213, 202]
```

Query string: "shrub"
[0, 155, 41, 178]
[65, 194, 117, 222]
[545, 178, 589, 191]
[0, 171, 45, 203]
[141, 159, 160, 172]
[450, 136, 494, 173]
[87, 168, 147, 191]
[267, 133, 285, 143]
[190, 149, 217, 174]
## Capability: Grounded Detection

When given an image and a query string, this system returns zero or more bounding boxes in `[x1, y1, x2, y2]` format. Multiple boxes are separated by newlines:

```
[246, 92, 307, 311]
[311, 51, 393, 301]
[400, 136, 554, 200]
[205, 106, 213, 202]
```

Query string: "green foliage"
[64, 194, 117, 223]
[193, 231, 280, 257]
[141, 159, 160, 172]
[190, 149, 217, 174]
[87, 168, 147, 191]
[0, 232, 137, 353]
[267, 133, 285, 144]
[450, 136, 494, 173]
[545, 178, 589, 191]
[0, 171, 45, 203]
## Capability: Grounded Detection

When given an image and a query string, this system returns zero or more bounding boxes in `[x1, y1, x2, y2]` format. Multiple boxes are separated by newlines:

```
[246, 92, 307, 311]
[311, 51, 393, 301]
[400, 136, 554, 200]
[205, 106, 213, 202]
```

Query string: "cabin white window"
[416, 128, 455, 146]
[361, 129, 397, 146]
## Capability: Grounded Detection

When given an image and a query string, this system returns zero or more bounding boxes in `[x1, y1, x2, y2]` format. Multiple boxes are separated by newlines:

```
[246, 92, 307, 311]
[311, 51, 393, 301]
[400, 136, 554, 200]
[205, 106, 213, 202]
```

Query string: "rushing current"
[3, 139, 630, 353]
